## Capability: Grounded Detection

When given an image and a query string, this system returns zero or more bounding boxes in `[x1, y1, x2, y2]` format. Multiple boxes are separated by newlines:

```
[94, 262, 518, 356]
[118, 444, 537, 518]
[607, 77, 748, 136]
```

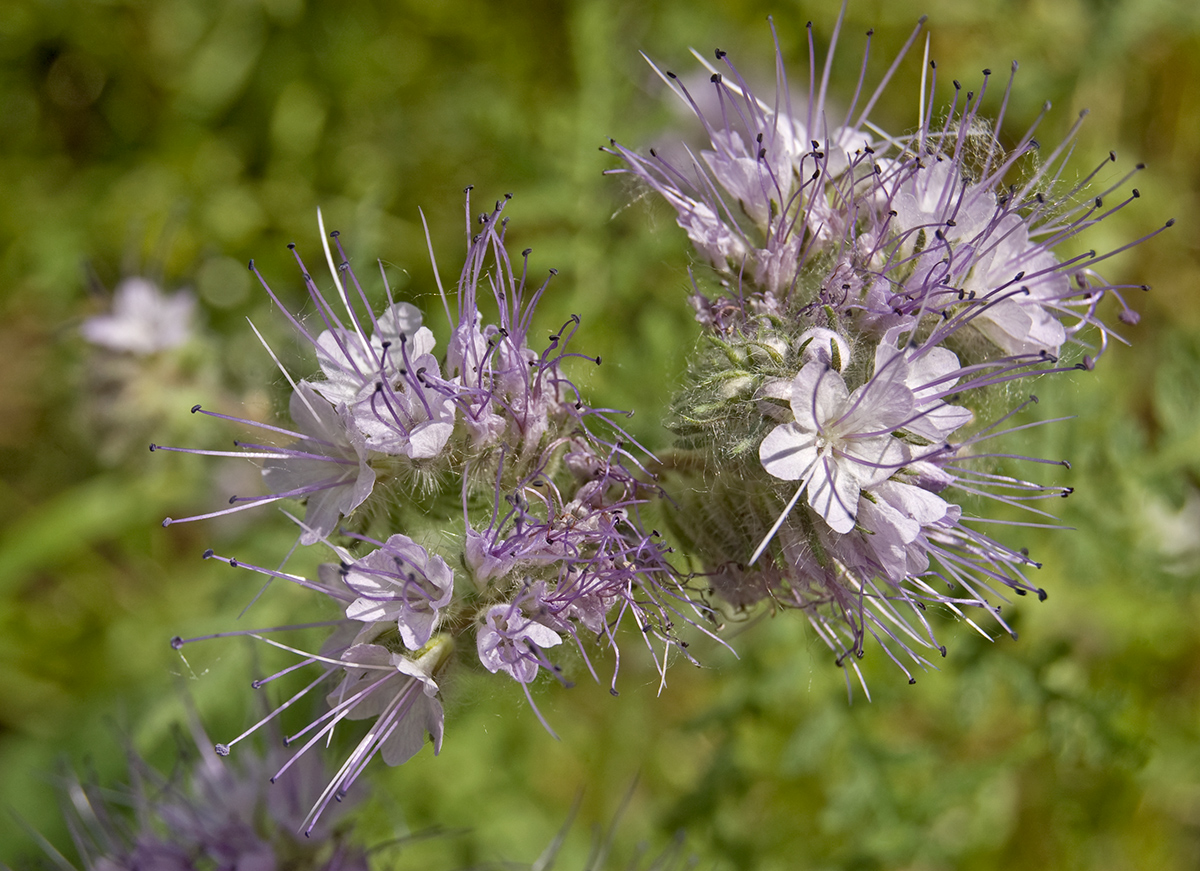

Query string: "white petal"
[876, 480, 952, 526]
[407, 421, 454, 459]
[805, 453, 860, 534]
[521, 620, 563, 649]
[397, 611, 438, 651]
[760, 422, 819, 481]
[789, 362, 849, 430]
[842, 434, 908, 489]
[907, 402, 973, 442]
[408, 326, 437, 358]
[345, 598, 396, 623]
[380, 694, 443, 765]
[375, 302, 423, 344]
[796, 327, 852, 371]
[842, 381, 914, 434]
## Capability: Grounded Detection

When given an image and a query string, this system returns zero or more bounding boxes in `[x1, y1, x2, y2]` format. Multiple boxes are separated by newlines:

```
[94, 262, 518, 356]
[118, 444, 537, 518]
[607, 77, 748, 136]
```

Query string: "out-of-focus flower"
[82, 277, 195, 355]
[47, 718, 368, 871]
[76, 276, 217, 466]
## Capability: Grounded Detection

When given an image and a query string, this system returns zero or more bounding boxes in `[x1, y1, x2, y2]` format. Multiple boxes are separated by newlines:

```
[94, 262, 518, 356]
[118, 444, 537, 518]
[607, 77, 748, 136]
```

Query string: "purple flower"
[261, 381, 377, 544]
[608, 16, 1165, 356]
[755, 327, 970, 542]
[463, 461, 697, 693]
[758, 359, 909, 535]
[310, 300, 424, 405]
[605, 19, 922, 300]
[323, 632, 448, 769]
[477, 599, 564, 685]
[153, 380, 376, 545]
[188, 614, 453, 837]
[342, 532, 455, 650]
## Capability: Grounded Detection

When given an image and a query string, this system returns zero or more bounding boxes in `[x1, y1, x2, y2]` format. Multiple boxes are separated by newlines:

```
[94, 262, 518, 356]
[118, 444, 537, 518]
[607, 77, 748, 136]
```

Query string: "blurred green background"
[1, 0, 1199, 867]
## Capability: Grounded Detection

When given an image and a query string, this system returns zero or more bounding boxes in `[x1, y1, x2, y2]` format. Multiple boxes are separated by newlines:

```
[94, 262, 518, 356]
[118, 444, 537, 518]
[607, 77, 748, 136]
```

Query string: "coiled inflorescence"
[605, 12, 1168, 694]
[159, 193, 703, 831]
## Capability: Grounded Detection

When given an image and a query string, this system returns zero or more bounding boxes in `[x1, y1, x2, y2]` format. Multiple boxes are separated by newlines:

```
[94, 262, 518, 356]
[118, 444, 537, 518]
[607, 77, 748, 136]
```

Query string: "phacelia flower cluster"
[156, 194, 700, 830]
[606, 13, 1169, 692]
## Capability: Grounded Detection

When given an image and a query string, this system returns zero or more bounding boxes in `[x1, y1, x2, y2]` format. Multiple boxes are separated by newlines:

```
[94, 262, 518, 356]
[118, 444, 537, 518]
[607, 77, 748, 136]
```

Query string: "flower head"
[758, 359, 913, 535]
[342, 532, 455, 650]
[162, 192, 703, 827]
[610, 14, 1167, 689]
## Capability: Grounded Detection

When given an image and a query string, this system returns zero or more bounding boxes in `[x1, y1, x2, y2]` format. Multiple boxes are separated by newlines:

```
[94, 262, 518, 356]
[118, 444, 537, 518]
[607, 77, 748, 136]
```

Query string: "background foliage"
[1, 0, 1198, 867]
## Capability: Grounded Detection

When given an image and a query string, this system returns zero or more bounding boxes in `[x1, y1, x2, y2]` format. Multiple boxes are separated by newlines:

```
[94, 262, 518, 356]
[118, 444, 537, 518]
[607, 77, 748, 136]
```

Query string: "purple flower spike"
[50, 712, 369, 871]
[477, 600, 564, 685]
